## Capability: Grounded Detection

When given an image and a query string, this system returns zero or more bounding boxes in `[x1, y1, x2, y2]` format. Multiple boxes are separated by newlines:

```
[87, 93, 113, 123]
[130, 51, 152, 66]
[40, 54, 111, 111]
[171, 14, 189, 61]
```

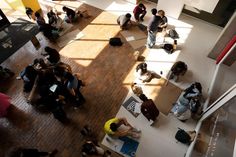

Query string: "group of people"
[117, 3, 168, 49]
[32, 6, 86, 41]
[18, 46, 86, 122]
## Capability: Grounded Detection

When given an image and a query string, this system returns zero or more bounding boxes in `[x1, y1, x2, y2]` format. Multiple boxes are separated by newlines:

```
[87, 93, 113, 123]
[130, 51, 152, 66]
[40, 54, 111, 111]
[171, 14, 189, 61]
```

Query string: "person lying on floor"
[135, 62, 160, 83]
[104, 117, 141, 138]
[117, 13, 132, 30]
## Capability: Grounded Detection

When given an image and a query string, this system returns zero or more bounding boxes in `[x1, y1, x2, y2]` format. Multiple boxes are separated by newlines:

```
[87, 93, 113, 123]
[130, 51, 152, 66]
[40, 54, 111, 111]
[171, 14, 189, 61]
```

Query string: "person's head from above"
[194, 82, 202, 93]
[139, 3, 145, 8]
[45, 46, 57, 54]
[64, 71, 74, 81]
[158, 10, 165, 17]
[141, 62, 147, 70]
[139, 94, 148, 102]
[151, 8, 157, 15]
[110, 123, 118, 132]
[125, 13, 132, 19]
[35, 11, 41, 18]
[62, 6, 69, 12]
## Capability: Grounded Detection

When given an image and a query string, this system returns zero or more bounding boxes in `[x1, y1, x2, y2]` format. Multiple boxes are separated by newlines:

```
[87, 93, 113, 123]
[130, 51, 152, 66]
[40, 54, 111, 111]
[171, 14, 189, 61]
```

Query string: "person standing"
[133, 3, 146, 22]
[146, 8, 162, 48]
[157, 10, 168, 32]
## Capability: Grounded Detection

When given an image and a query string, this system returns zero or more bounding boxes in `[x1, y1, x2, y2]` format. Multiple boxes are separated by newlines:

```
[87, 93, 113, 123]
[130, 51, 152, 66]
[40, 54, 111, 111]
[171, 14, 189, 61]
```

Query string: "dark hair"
[44, 46, 58, 55]
[194, 82, 202, 93]
[35, 11, 41, 18]
[139, 94, 148, 102]
[64, 72, 74, 81]
[136, 62, 147, 72]
[62, 6, 68, 11]
[151, 8, 157, 15]
[125, 13, 131, 18]
[139, 3, 144, 8]
[110, 123, 118, 132]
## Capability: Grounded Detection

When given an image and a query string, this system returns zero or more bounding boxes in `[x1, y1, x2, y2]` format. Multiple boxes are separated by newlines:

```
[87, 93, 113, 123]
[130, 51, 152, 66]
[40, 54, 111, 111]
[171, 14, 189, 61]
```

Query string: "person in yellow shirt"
[104, 117, 141, 138]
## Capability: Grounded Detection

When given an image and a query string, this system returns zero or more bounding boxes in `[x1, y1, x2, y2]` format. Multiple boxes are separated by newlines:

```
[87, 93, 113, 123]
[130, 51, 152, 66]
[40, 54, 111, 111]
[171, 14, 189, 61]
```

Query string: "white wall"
[184, 0, 219, 13]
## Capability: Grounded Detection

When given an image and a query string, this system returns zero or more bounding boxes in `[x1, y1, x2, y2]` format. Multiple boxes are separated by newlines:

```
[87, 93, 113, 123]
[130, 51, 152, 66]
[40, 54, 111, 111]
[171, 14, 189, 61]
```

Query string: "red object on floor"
[216, 35, 236, 64]
[0, 92, 11, 117]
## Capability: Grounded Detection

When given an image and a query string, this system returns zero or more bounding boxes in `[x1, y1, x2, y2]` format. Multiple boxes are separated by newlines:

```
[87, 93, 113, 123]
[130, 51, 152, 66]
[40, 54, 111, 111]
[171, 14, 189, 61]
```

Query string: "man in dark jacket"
[146, 8, 162, 48]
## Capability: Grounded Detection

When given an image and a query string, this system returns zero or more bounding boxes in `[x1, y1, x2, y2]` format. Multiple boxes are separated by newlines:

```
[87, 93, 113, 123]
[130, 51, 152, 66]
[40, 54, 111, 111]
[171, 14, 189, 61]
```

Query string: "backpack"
[168, 29, 179, 39]
[109, 37, 123, 46]
[163, 44, 174, 54]
[175, 128, 191, 144]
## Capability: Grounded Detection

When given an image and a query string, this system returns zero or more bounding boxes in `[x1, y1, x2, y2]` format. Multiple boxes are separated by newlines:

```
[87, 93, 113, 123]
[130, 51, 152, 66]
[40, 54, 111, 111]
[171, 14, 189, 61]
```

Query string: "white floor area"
[80, 0, 224, 157]
[102, 92, 197, 157]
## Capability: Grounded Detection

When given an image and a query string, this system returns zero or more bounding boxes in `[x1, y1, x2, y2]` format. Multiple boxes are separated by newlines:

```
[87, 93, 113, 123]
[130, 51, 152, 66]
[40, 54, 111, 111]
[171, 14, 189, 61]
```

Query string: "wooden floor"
[0, 1, 182, 157]
[0, 2, 144, 157]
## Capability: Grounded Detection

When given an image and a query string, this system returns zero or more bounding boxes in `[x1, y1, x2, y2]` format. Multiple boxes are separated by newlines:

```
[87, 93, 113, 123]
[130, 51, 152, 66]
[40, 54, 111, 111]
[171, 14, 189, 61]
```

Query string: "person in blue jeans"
[146, 8, 162, 48]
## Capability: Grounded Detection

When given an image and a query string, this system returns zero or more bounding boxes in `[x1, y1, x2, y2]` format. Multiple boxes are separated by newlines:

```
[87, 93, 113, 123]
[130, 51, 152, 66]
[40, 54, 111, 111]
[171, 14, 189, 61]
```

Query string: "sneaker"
[132, 127, 141, 133]
[49, 149, 58, 157]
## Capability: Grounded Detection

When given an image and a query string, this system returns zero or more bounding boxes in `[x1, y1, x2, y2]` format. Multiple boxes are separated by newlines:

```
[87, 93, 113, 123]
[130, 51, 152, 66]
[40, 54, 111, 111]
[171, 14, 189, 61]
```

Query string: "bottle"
[173, 39, 177, 50]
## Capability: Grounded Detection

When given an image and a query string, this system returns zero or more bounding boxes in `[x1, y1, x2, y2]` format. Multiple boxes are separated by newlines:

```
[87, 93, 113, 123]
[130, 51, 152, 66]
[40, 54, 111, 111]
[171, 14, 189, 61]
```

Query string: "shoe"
[49, 149, 58, 157]
[132, 127, 141, 133]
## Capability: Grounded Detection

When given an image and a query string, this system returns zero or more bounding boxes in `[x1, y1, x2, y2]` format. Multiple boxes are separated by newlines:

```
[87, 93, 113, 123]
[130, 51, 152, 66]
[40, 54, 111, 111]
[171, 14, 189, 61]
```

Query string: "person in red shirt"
[133, 3, 146, 21]
[0, 92, 11, 117]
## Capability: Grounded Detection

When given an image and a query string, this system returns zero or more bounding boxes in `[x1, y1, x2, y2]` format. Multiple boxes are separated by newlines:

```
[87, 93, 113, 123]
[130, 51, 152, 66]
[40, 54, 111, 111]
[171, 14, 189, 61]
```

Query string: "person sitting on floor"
[169, 61, 188, 82]
[64, 72, 86, 106]
[135, 62, 160, 83]
[25, 7, 34, 20]
[133, 3, 146, 22]
[47, 10, 63, 30]
[82, 140, 111, 157]
[19, 65, 38, 92]
[0, 92, 12, 118]
[117, 13, 132, 30]
[42, 46, 60, 65]
[104, 117, 141, 138]
[7, 147, 58, 157]
[62, 6, 78, 23]
[39, 23, 59, 41]
[139, 94, 159, 123]
[172, 82, 202, 122]
[35, 11, 46, 27]
[157, 10, 168, 32]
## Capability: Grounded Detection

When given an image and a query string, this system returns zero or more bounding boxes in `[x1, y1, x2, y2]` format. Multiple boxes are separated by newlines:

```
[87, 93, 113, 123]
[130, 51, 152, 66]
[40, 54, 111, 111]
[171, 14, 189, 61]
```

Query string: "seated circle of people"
[135, 62, 160, 83]
[117, 13, 132, 30]
[139, 94, 159, 123]
[104, 117, 141, 138]
[172, 82, 203, 122]
[81, 140, 111, 157]
[146, 8, 162, 48]
[133, 3, 146, 22]
[169, 61, 188, 82]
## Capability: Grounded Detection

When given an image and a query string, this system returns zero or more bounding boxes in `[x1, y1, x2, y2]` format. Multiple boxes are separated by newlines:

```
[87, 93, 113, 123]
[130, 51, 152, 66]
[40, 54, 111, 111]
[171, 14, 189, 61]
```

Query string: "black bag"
[175, 128, 191, 144]
[169, 29, 179, 39]
[109, 37, 123, 46]
[163, 44, 174, 54]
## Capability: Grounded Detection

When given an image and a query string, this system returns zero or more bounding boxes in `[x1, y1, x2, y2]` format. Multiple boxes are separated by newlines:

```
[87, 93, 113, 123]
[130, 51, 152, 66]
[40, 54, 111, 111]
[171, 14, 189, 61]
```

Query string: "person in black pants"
[7, 147, 58, 157]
